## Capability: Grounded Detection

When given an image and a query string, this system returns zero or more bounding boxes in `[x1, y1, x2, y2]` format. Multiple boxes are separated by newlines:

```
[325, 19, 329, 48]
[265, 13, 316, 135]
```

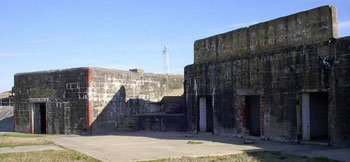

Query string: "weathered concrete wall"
[185, 6, 350, 147]
[194, 6, 338, 64]
[160, 96, 185, 114]
[186, 37, 350, 146]
[90, 68, 184, 134]
[14, 68, 89, 134]
[187, 40, 331, 137]
[330, 37, 350, 147]
[14, 67, 185, 134]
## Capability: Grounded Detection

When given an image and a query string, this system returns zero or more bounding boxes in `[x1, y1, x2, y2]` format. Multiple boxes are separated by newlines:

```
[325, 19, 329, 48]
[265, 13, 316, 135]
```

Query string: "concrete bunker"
[184, 5, 350, 147]
[14, 68, 185, 134]
[11, 5, 350, 148]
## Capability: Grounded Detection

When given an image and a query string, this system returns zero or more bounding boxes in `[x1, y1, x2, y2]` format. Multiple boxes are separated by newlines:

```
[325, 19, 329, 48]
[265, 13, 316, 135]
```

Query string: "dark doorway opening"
[310, 92, 328, 142]
[34, 103, 46, 134]
[39, 103, 46, 134]
[245, 96, 261, 136]
[206, 96, 213, 132]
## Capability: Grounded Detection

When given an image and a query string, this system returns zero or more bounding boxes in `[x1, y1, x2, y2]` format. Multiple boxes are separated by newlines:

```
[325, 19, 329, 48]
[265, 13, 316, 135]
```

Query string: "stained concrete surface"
[47, 132, 350, 162]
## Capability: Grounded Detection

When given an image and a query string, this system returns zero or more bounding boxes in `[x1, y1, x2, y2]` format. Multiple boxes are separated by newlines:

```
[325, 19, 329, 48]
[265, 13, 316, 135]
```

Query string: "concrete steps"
[115, 116, 139, 132]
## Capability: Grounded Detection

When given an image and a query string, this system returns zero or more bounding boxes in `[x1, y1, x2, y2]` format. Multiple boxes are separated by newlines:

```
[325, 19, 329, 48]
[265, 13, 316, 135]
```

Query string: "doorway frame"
[29, 98, 48, 134]
[245, 95, 261, 136]
[236, 89, 264, 138]
[299, 89, 329, 144]
[197, 95, 214, 133]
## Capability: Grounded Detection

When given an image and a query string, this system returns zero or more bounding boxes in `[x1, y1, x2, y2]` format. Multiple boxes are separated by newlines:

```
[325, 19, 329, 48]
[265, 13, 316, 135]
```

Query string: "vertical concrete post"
[260, 96, 264, 137]
[87, 68, 93, 134]
[302, 93, 310, 141]
[31, 104, 34, 134]
[45, 103, 48, 134]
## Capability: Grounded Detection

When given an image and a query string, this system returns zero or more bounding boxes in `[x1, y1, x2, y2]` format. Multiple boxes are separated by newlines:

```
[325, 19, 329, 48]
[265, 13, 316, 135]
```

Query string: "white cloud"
[339, 21, 350, 29]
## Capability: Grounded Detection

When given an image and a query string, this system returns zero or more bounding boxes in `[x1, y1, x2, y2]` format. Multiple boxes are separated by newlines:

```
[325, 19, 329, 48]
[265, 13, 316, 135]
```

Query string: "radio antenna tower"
[163, 45, 169, 74]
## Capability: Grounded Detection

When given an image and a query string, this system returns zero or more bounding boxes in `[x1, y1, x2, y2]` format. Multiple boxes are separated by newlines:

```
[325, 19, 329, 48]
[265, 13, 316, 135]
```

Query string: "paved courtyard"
[47, 132, 350, 162]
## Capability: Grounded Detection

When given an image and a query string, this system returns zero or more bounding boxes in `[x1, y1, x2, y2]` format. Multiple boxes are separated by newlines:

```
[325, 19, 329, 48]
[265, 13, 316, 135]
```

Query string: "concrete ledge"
[138, 113, 185, 132]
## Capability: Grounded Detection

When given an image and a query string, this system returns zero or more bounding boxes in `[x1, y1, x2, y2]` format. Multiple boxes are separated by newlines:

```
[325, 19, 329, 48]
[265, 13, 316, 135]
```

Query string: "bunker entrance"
[33, 103, 46, 134]
[198, 96, 213, 133]
[245, 96, 261, 136]
[302, 92, 328, 142]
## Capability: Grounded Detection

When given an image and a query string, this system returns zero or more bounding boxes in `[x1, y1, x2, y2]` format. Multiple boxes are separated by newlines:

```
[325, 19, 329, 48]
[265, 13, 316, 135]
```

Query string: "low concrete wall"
[138, 113, 185, 132]
[89, 67, 184, 134]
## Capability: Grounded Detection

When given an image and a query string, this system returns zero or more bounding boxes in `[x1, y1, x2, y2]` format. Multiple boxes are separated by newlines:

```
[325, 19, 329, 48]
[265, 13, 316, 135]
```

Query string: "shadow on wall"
[0, 106, 14, 132]
[0, 117, 14, 132]
[91, 86, 185, 135]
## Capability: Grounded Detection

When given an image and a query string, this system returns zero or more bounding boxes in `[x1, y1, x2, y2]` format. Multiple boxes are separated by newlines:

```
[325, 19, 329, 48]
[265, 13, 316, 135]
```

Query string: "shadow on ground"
[0, 116, 13, 132]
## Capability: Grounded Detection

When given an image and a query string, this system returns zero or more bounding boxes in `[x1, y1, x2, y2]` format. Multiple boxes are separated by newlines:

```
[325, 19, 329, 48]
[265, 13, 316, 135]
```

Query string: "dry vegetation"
[0, 150, 101, 162]
[186, 141, 203, 145]
[144, 151, 336, 162]
[0, 134, 52, 148]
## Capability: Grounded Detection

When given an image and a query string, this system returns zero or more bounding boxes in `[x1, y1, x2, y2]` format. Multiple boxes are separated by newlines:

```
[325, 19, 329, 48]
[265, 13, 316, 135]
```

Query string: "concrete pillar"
[302, 93, 310, 141]
[199, 97, 207, 132]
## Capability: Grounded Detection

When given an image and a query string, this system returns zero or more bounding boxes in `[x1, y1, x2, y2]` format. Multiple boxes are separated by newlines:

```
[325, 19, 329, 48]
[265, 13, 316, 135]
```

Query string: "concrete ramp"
[0, 106, 14, 132]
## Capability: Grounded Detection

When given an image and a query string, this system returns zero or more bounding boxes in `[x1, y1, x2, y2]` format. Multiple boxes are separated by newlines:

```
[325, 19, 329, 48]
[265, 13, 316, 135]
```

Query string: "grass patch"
[0, 133, 52, 148]
[142, 151, 338, 162]
[0, 141, 53, 148]
[0, 134, 45, 138]
[0, 149, 101, 162]
[186, 141, 203, 145]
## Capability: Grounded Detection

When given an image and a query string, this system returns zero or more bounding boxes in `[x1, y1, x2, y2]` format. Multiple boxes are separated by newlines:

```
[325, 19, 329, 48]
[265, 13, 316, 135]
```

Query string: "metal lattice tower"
[163, 45, 169, 74]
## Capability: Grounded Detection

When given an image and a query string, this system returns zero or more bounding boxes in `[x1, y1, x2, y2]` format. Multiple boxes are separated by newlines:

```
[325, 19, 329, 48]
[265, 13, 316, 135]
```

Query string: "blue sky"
[0, 0, 349, 92]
